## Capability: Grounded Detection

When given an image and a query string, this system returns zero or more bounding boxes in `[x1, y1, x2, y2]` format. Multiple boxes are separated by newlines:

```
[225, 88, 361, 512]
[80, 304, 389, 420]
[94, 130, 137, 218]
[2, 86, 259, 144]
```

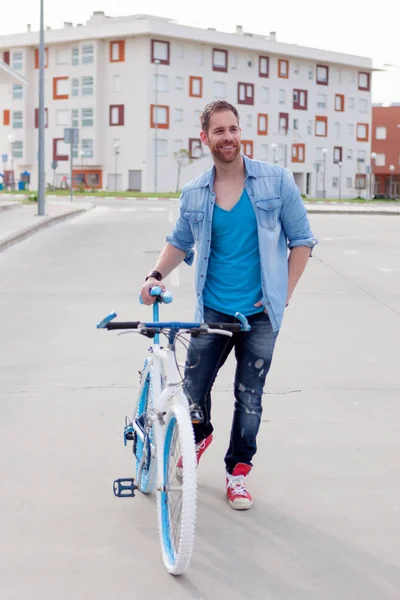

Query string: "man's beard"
[209, 139, 241, 163]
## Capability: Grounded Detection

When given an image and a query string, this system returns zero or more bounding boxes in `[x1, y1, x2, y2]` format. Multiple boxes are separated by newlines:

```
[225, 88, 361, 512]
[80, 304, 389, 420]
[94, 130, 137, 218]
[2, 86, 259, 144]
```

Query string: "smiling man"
[141, 100, 317, 510]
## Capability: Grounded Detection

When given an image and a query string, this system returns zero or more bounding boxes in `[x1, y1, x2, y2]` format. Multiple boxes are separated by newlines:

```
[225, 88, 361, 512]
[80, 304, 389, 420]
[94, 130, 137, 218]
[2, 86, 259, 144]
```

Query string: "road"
[1, 199, 400, 600]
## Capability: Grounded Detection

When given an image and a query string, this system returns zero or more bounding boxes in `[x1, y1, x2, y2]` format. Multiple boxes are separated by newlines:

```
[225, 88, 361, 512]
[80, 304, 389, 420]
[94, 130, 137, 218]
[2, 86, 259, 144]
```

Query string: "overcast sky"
[1, 0, 399, 104]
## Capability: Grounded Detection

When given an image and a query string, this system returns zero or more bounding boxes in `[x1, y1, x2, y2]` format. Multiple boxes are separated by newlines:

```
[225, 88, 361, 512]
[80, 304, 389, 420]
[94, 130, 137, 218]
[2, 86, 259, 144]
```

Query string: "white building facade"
[0, 12, 374, 197]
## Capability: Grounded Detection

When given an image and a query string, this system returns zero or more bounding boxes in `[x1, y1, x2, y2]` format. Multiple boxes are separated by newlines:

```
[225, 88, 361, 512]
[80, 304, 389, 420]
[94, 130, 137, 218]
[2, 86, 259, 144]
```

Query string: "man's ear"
[200, 131, 208, 146]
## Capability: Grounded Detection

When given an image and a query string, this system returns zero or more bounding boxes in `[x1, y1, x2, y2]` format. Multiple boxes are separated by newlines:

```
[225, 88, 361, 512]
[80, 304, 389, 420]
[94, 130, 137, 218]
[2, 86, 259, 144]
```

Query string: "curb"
[0, 202, 23, 212]
[305, 206, 400, 216]
[0, 205, 94, 253]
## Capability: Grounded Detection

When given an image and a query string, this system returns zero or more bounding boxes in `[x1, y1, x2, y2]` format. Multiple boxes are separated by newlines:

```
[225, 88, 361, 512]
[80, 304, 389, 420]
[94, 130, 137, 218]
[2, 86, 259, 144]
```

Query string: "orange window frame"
[278, 59, 289, 79]
[110, 40, 125, 63]
[35, 48, 48, 69]
[189, 76, 203, 98]
[335, 94, 345, 112]
[53, 77, 69, 100]
[292, 143, 305, 163]
[315, 116, 328, 137]
[357, 122, 369, 141]
[241, 140, 253, 158]
[257, 113, 268, 135]
[150, 105, 170, 129]
[3, 109, 10, 126]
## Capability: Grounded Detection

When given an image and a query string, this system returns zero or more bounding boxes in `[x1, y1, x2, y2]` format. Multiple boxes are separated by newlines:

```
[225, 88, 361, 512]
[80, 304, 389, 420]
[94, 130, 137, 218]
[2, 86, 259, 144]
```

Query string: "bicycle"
[96, 287, 251, 575]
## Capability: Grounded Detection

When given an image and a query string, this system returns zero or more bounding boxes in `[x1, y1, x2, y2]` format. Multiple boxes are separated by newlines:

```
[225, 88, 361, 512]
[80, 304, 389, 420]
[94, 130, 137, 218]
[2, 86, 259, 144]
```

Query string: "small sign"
[51, 160, 58, 170]
[64, 128, 79, 144]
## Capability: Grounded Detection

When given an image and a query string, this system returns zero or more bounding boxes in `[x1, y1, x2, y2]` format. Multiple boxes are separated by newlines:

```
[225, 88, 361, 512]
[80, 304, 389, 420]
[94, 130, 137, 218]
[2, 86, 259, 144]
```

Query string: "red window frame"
[3, 51, 10, 65]
[316, 64, 329, 85]
[293, 89, 308, 110]
[238, 82, 254, 105]
[212, 48, 228, 73]
[278, 59, 289, 79]
[109, 105, 125, 126]
[335, 94, 345, 112]
[279, 112, 289, 135]
[259, 55, 269, 78]
[53, 138, 69, 162]
[189, 138, 202, 159]
[151, 39, 170, 65]
[333, 146, 343, 163]
[358, 72, 370, 91]
[356, 123, 369, 141]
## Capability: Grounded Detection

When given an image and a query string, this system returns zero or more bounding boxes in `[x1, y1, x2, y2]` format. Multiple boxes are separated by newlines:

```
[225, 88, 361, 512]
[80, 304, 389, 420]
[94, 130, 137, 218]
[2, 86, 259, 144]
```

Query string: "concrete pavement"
[0, 204, 400, 599]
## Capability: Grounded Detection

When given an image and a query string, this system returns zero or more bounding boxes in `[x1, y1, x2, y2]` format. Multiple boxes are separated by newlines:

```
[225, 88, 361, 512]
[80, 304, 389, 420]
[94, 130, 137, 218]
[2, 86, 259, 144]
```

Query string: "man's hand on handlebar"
[140, 277, 166, 305]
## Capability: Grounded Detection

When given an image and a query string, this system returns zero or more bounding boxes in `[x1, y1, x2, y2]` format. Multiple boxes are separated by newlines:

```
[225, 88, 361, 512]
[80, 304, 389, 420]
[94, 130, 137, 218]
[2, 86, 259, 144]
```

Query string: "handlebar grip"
[106, 321, 140, 330]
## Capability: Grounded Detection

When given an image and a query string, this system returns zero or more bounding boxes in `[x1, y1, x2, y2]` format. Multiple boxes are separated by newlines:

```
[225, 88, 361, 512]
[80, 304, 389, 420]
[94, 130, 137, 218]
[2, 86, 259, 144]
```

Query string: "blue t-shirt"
[203, 189, 263, 317]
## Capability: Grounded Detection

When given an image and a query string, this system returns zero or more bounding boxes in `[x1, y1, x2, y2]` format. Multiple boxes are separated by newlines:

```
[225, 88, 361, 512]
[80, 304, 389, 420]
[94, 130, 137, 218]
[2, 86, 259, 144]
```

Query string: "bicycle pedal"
[113, 478, 137, 498]
[189, 404, 204, 425]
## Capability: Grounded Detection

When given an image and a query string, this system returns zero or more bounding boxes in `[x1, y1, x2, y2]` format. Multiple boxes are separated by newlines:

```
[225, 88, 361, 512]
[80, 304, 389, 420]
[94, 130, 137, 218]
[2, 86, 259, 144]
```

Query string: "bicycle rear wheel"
[157, 403, 197, 575]
[133, 360, 157, 494]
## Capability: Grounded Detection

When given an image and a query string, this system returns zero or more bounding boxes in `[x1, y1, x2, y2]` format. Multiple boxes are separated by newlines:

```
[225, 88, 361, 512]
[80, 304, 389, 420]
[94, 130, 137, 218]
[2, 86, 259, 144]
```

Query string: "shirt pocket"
[183, 210, 205, 241]
[255, 198, 281, 230]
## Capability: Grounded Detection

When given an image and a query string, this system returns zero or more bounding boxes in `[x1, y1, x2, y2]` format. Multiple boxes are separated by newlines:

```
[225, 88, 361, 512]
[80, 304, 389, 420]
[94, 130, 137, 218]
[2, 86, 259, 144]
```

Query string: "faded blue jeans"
[183, 306, 279, 474]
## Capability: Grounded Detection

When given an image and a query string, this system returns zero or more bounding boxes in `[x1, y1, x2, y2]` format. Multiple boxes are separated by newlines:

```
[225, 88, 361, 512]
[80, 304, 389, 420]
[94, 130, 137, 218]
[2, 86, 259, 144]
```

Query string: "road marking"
[168, 210, 174, 223]
[148, 207, 166, 212]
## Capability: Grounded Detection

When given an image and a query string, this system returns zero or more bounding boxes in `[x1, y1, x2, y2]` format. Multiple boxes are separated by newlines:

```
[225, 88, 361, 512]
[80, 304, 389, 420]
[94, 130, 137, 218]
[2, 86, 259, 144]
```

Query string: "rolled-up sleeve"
[280, 169, 318, 252]
[166, 200, 195, 266]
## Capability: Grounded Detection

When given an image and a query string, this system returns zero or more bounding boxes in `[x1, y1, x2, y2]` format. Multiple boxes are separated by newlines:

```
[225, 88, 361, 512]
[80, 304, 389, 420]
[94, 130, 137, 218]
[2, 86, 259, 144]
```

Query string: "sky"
[1, 0, 399, 104]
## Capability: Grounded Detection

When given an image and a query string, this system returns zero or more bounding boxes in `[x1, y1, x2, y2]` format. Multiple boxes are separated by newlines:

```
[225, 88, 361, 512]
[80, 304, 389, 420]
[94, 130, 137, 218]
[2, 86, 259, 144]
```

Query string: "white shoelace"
[226, 474, 248, 497]
[195, 438, 208, 454]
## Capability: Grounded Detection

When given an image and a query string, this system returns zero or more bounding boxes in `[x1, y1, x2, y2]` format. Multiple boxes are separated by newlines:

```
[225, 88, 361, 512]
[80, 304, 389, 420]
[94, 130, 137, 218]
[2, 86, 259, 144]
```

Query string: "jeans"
[183, 306, 279, 474]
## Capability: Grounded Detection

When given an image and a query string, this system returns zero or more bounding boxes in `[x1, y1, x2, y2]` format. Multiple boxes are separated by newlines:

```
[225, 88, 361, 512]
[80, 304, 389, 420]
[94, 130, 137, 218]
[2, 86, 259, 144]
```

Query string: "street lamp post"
[271, 142, 277, 165]
[338, 161, 342, 200]
[370, 151, 377, 200]
[389, 164, 395, 198]
[113, 142, 120, 192]
[37, 0, 46, 216]
[154, 59, 160, 193]
[322, 148, 327, 199]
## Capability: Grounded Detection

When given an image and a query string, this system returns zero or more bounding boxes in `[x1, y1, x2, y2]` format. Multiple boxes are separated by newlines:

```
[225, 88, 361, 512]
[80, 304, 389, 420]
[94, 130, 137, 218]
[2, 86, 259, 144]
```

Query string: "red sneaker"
[226, 463, 253, 510]
[176, 433, 213, 480]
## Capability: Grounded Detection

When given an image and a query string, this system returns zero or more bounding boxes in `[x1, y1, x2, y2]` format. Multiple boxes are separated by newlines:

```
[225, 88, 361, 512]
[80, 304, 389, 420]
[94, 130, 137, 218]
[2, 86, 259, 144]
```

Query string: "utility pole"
[37, 0, 46, 216]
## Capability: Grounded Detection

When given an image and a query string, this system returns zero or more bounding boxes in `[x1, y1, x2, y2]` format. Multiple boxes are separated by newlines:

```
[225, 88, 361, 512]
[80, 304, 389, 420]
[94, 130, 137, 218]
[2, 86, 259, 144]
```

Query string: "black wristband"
[145, 270, 163, 282]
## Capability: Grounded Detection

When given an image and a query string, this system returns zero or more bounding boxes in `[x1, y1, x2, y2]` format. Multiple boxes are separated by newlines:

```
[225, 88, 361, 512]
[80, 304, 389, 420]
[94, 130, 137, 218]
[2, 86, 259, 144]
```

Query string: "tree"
[174, 149, 193, 193]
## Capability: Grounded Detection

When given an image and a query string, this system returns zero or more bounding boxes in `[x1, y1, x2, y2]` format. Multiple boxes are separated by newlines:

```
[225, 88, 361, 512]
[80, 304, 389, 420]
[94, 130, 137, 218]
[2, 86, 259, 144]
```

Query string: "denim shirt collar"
[201, 154, 257, 193]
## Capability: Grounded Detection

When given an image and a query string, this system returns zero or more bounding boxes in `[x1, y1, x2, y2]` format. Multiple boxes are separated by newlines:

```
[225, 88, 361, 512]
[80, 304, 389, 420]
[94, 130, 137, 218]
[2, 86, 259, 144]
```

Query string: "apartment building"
[371, 103, 400, 197]
[0, 12, 374, 196]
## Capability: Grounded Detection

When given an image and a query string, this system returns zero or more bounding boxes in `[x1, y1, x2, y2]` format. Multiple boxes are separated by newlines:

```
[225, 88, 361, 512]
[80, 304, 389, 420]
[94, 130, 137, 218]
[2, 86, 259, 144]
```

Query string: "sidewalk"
[0, 199, 94, 252]
[304, 200, 400, 216]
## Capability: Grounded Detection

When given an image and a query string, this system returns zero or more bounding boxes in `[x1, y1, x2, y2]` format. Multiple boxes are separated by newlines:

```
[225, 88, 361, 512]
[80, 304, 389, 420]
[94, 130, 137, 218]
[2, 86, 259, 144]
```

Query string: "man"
[141, 100, 317, 510]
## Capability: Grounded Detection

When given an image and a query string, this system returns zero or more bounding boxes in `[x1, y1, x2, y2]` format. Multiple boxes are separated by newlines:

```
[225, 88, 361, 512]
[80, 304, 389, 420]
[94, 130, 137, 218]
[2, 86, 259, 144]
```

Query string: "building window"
[261, 87, 269, 103]
[293, 89, 308, 110]
[82, 76, 94, 96]
[293, 118, 299, 130]
[294, 62, 300, 75]
[110, 41, 125, 63]
[82, 44, 94, 65]
[195, 49, 203, 65]
[332, 177, 339, 188]
[72, 47, 79, 65]
[376, 126, 386, 140]
[213, 49, 228, 72]
[175, 76, 184, 90]
[71, 78, 79, 97]
[238, 82, 254, 105]
[348, 97, 355, 109]
[335, 94, 345, 112]
[151, 40, 170, 65]
[278, 89, 286, 104]
[355, 174, 367, 190]
[375, 153, 385, 167]
[317, 65, 329, 85]
[3, 110, 10, 126]
[292, 143, 305, 163]
[259, 56, 269, 77]
[113, 75, 121, 93]
[260, 144, 268, 160]
[346, 177, 352, 188]
[154, 74, 168, 92]
[12, 111, 23, 129]
[316, 94, 327, 109]
[189, 138, 202, 159]
[358, 72, 370, 91]
[348, 123, 355, 136]
[174, 108, 183, 122]
[246, 114, 252, 128]
[346, 148, 353, 160]
[279, 113, 289, 135]
[307, 119, 313, 135]
[35, 48, 49, 68]
[12, 140, 23, 158]
[241, 141, 253, 158]
[231, 53, 238, 69]
[55, 48, 69, 65]
[109, 105, 125, 126]
[359, 99, 368, 113]
[278, 59, 289, 78]
[333, 147, 343, 163]
[3, 51, 10, 65]
[213, 81, 226, 98]
[154, 139, 168, 157]
[12, 51, 23, 71]
[13, 85, 23, 100]
[55, 109, 69, 126]
[315, 116, 328, 137]
[189, 76, 203, 98]
[71, 109, 79, 128]
[82, 108, 94, 127]
[334, 122, 340, 137]
[34, 108, 48, 128]
[174, 139, 183, 153]
[357, 150, 366, 164]
[53, 138, 69, 161]
[53, 77, 69, 100]
[82, 139, 94, 158]
[357, 123, 369, 141]
[257, 114, 268, 135]
[150, 105, 169, 129]
[194, 110, 202, 127]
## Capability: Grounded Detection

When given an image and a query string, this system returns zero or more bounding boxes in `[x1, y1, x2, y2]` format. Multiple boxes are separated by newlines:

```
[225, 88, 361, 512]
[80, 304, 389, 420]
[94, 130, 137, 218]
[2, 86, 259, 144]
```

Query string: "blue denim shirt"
[166, 155, 318, 331]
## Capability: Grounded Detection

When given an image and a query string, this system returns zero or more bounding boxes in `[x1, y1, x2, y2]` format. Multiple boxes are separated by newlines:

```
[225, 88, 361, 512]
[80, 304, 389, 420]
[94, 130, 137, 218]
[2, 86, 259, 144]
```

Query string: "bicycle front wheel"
[157, 403, 197, 575]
